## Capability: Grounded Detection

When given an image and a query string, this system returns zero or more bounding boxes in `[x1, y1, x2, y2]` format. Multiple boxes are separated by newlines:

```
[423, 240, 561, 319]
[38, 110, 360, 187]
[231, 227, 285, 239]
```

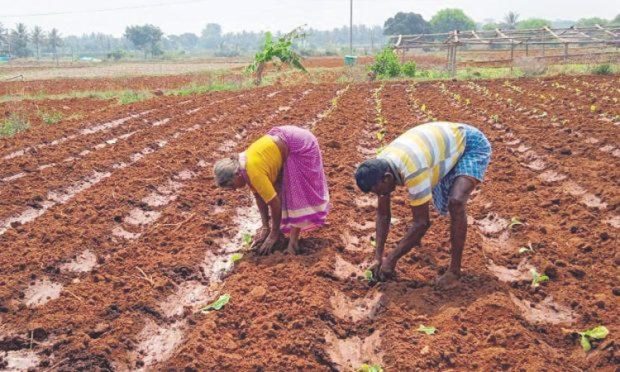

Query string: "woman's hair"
[354, 159, 390, 193]
[213, 157, 240, 188]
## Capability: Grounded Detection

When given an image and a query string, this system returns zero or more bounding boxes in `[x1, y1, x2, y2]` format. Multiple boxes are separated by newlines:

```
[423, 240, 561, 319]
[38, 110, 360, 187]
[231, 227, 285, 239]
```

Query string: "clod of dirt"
[612, 288, 620, 296]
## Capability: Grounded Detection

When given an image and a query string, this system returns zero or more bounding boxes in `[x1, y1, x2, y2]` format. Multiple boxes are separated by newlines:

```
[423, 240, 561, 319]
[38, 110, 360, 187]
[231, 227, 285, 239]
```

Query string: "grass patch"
[0, 113, 30, 137]
[167, 82, 241, 96]
[117, 90, 152, 105]
[39, 110, 64, 125]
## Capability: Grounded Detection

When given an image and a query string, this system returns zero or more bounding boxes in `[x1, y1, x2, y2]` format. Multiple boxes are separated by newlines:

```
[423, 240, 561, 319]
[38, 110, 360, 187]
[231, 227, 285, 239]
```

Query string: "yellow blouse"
[244, 135, 282, 202]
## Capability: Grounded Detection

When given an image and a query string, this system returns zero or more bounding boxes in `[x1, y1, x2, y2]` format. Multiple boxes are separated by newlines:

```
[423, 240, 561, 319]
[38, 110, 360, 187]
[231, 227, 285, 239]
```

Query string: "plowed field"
[0, 74, 618, 371]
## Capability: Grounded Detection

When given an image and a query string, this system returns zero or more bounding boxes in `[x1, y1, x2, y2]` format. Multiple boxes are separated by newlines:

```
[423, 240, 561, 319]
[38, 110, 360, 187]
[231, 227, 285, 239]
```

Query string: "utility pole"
[349, 0, 353, 54]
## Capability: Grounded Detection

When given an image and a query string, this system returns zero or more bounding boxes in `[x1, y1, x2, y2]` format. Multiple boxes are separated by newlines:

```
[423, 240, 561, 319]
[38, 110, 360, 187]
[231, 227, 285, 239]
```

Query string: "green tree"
[516, 18, 551, 30]
[124, 24, 163, 59]
[503, 11, 520, 30]
[31, 26, 45, 59]
[611, 14, 620, 26]
[576, 17, 609, 27]
[201, 23, 222, 49]
[430, 9, 476, 33]
[383, 12, 430, 35]
[10, 23, 30, 57]
[48, 28, 62, 63]
[247, 27, 306, 85]
[482, 22, 501, 31]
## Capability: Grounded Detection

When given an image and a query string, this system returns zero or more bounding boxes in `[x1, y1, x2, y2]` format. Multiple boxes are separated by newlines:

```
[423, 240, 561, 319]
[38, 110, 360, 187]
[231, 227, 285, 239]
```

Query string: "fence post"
[525, 42, 529, 56]
[451, 45, 458, 77]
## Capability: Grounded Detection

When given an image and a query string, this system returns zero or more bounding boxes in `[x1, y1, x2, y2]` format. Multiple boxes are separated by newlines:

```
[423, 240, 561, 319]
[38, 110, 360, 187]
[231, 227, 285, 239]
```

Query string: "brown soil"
[0, 75, 617, 371]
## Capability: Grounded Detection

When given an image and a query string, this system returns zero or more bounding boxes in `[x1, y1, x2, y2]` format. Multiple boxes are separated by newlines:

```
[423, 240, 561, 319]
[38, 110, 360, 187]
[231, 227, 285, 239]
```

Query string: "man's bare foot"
[435, 271, 461, 289]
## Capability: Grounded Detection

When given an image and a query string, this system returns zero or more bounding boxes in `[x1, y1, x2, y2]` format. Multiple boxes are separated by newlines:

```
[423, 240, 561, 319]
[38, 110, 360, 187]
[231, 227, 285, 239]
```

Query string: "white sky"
[0, 0, 617, 36]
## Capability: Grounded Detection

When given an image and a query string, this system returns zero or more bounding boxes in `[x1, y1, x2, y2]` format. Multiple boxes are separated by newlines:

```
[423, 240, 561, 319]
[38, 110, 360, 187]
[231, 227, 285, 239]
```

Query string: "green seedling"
[508, 217, 524, 230]
[242, 233, 253, 247]
[370, 236, 376, 248]
[418, 324, 437, 335]
[376, 130, 385, 142]
[358, 364, 383, 372]
[518, 242, 535, 255]
[530, 268, 549, 288]
[590, 105, 597, 113]
[490, 114, 500, 124]
[420, 104, 426, 112]
[364, 269, 375, 282]
[578, 326, 609, 352]
[200, 294, 230, 313]
[230, 253, 243, 263]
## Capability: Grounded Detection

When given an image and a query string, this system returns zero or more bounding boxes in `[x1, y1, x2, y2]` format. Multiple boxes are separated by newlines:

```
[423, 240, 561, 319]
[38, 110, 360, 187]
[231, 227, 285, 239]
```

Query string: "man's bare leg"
[436, 176, 478, 288]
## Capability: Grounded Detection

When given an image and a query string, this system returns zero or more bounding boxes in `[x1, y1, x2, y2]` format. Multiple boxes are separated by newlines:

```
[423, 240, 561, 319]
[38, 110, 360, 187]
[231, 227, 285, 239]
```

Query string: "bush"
[401, 61, 417, 77]
[370, 47, 401, 78]
[592, 63, 613, 75]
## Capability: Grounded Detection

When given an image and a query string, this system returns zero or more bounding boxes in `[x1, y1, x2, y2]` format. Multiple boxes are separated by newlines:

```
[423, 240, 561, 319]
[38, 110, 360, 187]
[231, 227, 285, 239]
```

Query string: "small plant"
[508, 217, 524, 230]
[578, 326, 609, 352]
[490, 114, 500, 124]
[230, 253, 243, 263]
[0, 113, 30, 137]
[40, 110, 63, 125]
[242, 233, 253, 247]
[401, 61, 417, 78]
[200, 294, 231, 313]
[370, 47, 401, 78]
[591, 63, 612, 76]
[590, 105, 597, 113]
[358, 364, 383, 372]
[363, 269, 374, 282]
[530, 268, 549, 288]
[518, 242, 535, 255]
[417, 324, 437, 335]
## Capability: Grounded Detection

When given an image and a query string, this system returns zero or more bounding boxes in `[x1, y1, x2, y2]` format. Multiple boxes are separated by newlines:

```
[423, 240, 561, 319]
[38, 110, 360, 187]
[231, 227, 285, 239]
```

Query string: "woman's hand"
[251, 227, 270, 249]
[257, 231, 284, 255]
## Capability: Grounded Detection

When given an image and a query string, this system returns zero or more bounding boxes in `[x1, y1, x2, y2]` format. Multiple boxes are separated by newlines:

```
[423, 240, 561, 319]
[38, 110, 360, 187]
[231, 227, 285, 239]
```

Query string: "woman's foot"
[435, 270, 461, 289]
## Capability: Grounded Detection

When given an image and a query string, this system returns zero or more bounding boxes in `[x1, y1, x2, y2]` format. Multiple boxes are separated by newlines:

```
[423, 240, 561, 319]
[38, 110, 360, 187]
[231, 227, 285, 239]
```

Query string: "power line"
[1, 0, 211, 18]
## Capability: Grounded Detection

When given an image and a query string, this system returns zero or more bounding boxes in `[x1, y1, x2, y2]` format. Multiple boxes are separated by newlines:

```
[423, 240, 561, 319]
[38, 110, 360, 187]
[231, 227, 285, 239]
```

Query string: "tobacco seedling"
[358, 364, 383, 372]
[364, 269, 375, 282]
[530, 268, 549, 288]
[490, 114, 500, 124]
[376, 130, 386, 142]
[230, 253, 243, 263]
[590, 105, 597, 113]
[518, 242, 535, 255]
[578, 326, 609, 352]
[242, 233, 253, 247]
[200, 294, 231, 313]
[508, 217, 524, 230]
[418, 324, 437, 335]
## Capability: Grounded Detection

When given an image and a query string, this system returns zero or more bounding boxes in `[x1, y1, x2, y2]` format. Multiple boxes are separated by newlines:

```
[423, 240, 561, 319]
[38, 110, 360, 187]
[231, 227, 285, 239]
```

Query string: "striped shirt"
[378, 122, 466, 206]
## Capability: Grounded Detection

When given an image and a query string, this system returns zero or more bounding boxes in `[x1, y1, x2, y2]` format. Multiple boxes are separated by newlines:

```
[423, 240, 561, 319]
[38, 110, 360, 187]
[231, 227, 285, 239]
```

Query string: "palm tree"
[504, 11, 520, 30]
[31, 26, 45, 60]
[48, 28, 62, 64]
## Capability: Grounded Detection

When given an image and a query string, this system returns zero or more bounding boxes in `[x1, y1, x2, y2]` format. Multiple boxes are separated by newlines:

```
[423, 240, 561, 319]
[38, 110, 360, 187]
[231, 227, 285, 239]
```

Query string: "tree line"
[1, 9, 618, 60]
[383, 9, 620, 35]
[0, 22, 386, 60]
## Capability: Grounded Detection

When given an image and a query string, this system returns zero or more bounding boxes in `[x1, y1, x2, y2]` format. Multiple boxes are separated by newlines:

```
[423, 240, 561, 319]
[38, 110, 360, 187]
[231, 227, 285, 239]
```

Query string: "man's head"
[355, 159, 396, 196]
[214, 157, 246, 189]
